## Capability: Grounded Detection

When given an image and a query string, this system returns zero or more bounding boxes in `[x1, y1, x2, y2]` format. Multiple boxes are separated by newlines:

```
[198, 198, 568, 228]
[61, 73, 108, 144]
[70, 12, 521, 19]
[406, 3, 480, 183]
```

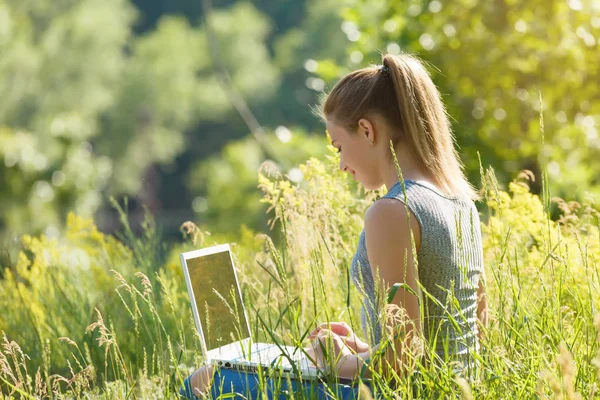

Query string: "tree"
[0, 0, 136, 235]
[187, 128, 329, 234]
[183, 0, 355, 235]
[0, 0, 282, 237]
[314, 0, 600, 200]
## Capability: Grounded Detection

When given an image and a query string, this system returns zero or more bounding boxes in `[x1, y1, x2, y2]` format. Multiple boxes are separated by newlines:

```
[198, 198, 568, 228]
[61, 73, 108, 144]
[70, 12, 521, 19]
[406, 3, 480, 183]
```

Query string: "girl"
[180, 52, 488, 399]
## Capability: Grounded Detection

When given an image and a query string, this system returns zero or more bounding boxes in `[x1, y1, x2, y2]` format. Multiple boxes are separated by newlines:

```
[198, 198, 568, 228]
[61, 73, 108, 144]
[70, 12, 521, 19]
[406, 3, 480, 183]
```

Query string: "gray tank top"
[350, 179, 484, 370]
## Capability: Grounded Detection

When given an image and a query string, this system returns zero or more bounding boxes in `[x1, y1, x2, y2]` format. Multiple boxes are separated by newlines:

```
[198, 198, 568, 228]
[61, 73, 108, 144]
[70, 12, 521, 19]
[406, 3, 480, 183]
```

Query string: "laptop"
[180, 243, 326, 379]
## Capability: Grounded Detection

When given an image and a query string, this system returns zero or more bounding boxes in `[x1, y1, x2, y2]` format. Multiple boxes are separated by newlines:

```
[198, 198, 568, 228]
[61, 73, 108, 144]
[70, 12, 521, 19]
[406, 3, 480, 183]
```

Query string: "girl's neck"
[383, 161, 431, 190]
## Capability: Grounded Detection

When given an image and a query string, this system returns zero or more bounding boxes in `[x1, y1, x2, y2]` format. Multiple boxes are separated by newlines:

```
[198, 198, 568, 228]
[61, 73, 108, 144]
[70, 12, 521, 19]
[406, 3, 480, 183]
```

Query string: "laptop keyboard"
[237, 345, 306, 365]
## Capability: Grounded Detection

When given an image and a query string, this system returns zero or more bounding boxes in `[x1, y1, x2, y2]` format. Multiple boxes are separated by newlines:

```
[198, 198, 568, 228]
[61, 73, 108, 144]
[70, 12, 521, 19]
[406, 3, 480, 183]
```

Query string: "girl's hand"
[309, 322, 369, 353]
[189, 364, 215, 398]
[304, 329, 368, 379]
[305, 329, 352, 370]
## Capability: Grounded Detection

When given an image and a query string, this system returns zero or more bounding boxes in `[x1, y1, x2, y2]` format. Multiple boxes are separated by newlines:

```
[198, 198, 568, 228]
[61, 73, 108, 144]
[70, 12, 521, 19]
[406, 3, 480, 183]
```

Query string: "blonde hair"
[317, 53, 478, 200]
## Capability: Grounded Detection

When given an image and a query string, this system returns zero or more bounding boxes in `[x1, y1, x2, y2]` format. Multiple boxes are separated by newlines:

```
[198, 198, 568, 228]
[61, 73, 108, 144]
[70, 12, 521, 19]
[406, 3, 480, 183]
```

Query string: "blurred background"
[1, 0, 599, 245]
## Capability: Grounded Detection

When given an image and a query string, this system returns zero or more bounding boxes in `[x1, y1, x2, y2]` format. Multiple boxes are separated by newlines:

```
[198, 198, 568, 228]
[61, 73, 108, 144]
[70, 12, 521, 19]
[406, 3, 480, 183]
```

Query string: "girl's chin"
[352, 173, 381, 190]
[360, 181, 382, 191]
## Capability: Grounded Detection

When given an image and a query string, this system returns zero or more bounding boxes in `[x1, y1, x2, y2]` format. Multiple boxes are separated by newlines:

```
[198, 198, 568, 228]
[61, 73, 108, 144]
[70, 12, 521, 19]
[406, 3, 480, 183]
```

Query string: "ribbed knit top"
[350, 179, 484, 371]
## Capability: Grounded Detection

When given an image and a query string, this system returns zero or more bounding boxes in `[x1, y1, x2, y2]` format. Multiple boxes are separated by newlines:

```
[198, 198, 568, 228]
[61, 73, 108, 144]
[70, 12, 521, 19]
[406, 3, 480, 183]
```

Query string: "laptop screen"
[186, 250, 250, 351]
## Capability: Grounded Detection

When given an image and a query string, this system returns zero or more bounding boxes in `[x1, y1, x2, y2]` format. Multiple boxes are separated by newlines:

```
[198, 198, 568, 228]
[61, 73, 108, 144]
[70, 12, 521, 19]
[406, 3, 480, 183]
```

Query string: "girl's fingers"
[304, 346, 318, 365]
[308, 327, 321, 339]
[315, 322, 351, 335]
[190, 365, 215, 397]
[313, 330, 346, 355]
[309, 322, 352, 339]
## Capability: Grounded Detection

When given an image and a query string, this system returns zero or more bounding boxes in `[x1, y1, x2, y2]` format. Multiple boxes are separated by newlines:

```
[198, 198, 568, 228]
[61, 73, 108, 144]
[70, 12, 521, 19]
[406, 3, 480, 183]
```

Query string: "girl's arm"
[312, 198, 423, 380]
[357, 198, 423, 378]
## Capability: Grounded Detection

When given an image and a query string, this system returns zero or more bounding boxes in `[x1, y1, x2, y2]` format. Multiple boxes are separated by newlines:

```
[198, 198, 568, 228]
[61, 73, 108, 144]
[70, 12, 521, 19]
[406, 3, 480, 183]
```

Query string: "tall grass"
[1, 142, 600, 398]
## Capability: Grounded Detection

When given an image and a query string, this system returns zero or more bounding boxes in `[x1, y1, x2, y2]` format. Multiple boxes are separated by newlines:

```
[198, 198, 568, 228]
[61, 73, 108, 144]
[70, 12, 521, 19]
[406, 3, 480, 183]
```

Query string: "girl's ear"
[357, 118, 376, 144]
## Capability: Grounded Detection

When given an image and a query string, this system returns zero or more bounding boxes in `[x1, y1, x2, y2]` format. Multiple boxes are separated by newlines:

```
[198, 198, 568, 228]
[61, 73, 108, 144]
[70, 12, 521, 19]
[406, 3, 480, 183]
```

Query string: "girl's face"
[326, 119, 383, 190]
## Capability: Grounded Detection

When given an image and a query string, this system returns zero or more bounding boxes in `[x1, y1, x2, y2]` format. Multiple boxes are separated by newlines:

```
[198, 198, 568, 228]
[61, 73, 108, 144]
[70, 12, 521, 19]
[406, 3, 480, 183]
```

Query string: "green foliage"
[267, 0, 349, 126]
[253, 146, 372, 327]
[315, 0, 600, 201]
[0, 0, 135, 234]
[0, 212, 201, 395]
[482, 170, 600, 311]
[5, 0, 599, 242]
[0, 127, 112, 234]
[187, 128, 330, 234]
[0, 0, 282, 236]
[2, 146, 600, 397]
[2, 0, 600, 397]
[0, 0, 136, 129]
[479, 171, 600, 397]
[99, 1, 281, 196]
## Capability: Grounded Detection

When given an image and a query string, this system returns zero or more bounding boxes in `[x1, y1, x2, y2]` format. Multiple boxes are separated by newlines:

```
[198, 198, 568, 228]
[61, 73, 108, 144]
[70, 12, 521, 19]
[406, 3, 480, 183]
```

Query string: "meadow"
[1, 144, 600, 399]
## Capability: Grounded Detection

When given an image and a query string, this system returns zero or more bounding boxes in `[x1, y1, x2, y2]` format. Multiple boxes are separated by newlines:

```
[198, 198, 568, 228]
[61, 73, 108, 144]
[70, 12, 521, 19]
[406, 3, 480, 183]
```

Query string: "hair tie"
[377, 65, 390, 75]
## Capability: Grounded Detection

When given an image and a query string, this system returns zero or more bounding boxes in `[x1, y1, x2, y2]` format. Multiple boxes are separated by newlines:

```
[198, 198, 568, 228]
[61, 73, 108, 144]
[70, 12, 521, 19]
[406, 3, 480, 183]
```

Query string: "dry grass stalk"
[110, 269, 132, 293]
[34, 368, 47, 398]
[1, 332, 30, 395]
[557, 343, 582, 400]
[135, 271, 153, 299]
[455, 377, 474, 400]
[85, 308, 115, 370]
[593, 314, 600, 381]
